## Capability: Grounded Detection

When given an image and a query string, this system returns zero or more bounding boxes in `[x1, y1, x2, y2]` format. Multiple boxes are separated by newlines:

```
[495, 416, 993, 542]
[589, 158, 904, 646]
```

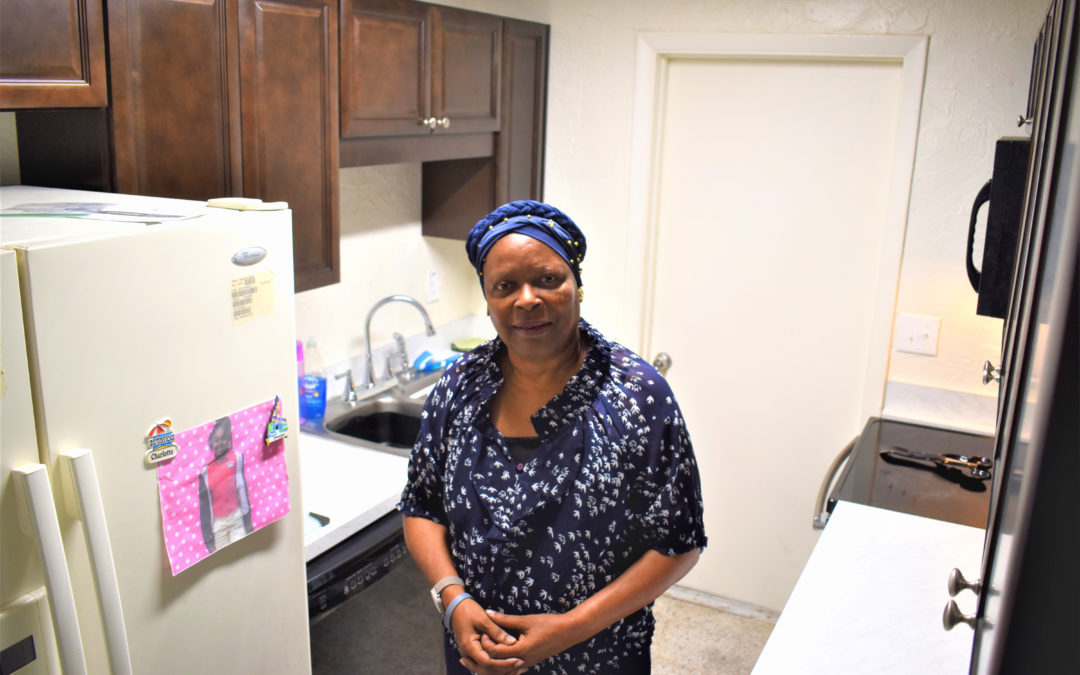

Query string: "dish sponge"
[451, 337, 486, 352]
[412, 350, 461, 372]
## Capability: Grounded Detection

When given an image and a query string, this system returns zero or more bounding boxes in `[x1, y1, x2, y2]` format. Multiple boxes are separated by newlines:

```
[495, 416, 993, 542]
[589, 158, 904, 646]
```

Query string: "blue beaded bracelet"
[442, 592, 473, 630]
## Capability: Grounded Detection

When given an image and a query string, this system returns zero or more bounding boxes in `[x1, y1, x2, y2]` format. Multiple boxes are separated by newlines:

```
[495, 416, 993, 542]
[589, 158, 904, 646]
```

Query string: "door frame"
[626, 33, 928, 421]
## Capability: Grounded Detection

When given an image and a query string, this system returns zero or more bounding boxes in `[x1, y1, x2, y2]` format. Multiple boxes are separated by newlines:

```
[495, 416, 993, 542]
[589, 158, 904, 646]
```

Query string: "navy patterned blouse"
[399, 319, 707, 673]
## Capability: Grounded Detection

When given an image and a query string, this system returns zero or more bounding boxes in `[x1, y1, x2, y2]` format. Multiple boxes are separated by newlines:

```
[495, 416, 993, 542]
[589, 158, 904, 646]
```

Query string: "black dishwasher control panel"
[307, 510, 408, 622]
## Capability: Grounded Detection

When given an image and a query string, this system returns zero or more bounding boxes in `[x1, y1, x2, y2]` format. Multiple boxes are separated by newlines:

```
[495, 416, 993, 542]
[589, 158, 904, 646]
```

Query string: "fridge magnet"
[156, 398, 291, 575]
[145, 420, 179, 465]
[265, 395, 288, 445]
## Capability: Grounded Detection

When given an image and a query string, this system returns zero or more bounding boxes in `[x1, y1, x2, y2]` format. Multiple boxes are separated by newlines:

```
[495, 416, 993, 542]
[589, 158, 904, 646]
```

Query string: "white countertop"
[752, 501, 984, 674]
[299, 432, 410, 561]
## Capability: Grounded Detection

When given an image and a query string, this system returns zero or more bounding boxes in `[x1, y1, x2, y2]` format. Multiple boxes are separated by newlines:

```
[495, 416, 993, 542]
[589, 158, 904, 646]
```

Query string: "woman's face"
[482, 233, 580, 362]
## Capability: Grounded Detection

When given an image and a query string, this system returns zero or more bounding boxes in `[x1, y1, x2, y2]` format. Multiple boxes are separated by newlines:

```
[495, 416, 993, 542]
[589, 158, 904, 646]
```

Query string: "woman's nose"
[516, 284, 541, 309]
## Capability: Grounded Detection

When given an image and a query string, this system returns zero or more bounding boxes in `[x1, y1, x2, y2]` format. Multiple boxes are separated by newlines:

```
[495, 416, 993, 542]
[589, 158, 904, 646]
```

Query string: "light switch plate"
[893, 313, 941, 356]
[426, 269, 440, 303]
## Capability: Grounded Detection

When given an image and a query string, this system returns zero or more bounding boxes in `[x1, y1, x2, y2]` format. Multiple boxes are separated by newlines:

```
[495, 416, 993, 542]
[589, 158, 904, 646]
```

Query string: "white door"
[639, 40, 924, 611]
[15, 210, 310, 672]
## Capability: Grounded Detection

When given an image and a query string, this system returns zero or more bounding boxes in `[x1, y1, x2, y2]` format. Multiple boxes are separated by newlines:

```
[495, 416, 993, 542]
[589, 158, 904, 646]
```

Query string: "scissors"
[880, 447, 993, 480]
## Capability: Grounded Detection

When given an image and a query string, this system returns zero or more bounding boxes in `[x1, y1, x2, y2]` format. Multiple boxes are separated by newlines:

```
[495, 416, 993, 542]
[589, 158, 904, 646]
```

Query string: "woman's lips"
[513, 320, 552, 336]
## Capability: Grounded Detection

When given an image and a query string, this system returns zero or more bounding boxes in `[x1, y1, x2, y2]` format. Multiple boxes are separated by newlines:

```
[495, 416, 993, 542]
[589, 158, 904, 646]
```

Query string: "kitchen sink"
[324, 398, 424, 449]
[312, 369, 442, 455]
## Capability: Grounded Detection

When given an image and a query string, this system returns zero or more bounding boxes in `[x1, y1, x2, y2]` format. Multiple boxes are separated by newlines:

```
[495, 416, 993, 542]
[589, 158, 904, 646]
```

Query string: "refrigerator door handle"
[59, 449, 134, 675]
[12, 463, 89, 675]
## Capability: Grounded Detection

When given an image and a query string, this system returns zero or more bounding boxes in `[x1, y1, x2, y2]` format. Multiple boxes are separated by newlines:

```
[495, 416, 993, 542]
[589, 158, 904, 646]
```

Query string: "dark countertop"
[827, 417, 994, 529]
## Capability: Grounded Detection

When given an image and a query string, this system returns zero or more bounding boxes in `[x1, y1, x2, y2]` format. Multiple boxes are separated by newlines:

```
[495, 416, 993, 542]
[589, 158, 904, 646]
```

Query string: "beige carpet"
[652, 594, 775, 674]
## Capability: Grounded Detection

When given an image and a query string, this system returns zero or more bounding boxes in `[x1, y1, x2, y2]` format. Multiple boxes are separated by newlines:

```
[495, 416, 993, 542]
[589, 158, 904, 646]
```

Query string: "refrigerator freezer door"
[1, 248, 66, 673]
[14, 209, 310, 673]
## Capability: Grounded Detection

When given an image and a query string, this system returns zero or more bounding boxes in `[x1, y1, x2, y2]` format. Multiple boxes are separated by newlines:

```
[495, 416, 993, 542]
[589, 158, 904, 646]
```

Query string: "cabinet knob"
[982, 360, 1002, 384]
[1017, 114, 1033, 127]
[437, 117, 450, 129]
[421, 117, 438, 129]
[947, 568, 981, 596]
[942, 599, 976, 630]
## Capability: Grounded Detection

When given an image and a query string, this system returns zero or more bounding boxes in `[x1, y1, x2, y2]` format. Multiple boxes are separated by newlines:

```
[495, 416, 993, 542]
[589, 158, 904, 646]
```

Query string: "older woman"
[399, 200, 706, 674]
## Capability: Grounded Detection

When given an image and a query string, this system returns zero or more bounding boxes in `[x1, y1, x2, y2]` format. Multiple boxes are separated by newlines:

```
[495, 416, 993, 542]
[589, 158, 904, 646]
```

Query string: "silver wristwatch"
[430, 576, 464, 614]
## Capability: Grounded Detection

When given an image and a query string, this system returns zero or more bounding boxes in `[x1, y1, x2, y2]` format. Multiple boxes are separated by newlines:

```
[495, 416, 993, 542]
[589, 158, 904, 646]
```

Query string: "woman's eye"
[541, 274, 557, 284]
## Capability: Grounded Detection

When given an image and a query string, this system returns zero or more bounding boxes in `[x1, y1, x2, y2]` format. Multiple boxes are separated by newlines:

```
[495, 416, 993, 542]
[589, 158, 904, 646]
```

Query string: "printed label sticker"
[230, 271, 274, 324]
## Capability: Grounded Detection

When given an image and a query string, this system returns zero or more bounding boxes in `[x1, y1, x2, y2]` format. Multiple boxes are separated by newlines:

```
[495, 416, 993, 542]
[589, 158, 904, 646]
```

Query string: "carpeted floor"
[310, 555, 774, 674]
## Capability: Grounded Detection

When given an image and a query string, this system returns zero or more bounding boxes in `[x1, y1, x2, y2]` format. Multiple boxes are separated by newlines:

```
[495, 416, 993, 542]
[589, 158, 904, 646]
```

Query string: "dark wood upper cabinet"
[239, 0, 340, 291]
[106, 0, 339, 291]
[340, 0, 500, 139]
[107, 0, 237, 199]
[0, 0, 109, 109]
[431, 6, 501, 135]
[421, 17, 548, 239]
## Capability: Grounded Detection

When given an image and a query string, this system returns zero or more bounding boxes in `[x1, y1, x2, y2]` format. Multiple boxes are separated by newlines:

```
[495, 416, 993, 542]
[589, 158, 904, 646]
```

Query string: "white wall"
[293, 163, 484, 368]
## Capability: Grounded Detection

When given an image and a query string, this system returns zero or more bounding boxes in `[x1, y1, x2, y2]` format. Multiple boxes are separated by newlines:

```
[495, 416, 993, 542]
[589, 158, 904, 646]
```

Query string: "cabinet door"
[431, 6, 501, 134]
[340, 0, 430, 138]
[239, 0, 340, 292]
[107, 0, 240, 198]
[0, 0, 108, 108]
[496, 18, 547, 204]
[421, 17, 545, 240]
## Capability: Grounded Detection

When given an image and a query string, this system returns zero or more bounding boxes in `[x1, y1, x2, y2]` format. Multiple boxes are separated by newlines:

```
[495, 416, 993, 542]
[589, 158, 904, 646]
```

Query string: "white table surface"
[299, 432, 410, 561]
[752, 501, 984, 674]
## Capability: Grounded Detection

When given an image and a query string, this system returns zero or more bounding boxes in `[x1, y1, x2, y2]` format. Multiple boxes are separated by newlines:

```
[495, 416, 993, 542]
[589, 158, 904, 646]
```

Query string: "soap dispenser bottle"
[299, 337, 327, 420]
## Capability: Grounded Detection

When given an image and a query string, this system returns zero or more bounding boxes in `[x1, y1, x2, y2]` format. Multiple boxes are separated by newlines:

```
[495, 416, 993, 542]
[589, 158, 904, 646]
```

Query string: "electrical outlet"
[426, 269, 440, 303]
[893, 313, 940, 356]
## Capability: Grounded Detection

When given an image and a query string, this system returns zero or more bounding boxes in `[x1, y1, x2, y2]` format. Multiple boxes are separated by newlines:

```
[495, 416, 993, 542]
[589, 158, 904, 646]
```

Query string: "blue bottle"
[299, 337, 327, 420]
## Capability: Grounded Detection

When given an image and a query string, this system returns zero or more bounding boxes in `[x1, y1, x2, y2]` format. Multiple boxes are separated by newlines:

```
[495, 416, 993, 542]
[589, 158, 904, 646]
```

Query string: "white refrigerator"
[1, 187, 311, 673]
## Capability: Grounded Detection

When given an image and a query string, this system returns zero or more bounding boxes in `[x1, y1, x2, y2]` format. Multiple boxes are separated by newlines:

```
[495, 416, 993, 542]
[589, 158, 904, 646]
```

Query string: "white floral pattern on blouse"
[399, 320, 707, 673]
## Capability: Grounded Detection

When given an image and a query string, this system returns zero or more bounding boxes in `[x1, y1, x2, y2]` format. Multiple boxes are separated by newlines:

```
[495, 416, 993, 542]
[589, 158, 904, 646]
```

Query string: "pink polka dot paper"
[156, 399, 291, 575]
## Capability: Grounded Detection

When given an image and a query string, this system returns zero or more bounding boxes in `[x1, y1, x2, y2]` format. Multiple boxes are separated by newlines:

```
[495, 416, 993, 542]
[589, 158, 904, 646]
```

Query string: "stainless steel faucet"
[335, 369, 359, 406]
[364, 295, 436, 388]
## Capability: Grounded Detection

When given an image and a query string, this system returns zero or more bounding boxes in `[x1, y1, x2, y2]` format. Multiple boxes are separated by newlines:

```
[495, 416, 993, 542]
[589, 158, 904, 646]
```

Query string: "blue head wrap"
[465, 200, 586, 291]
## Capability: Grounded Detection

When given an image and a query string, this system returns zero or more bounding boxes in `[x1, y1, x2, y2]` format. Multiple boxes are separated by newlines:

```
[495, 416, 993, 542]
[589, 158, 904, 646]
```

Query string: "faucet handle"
[335, 370, 358, 405]
[388, 332, 415, 381]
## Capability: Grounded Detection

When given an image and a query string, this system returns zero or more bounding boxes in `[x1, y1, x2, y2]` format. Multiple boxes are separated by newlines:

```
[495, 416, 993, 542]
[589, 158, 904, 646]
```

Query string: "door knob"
[652, 352, 672, 375]
[982, 360, 1002, 384]
[947, 568, 981, 596]
[942, 600, 976, 630]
